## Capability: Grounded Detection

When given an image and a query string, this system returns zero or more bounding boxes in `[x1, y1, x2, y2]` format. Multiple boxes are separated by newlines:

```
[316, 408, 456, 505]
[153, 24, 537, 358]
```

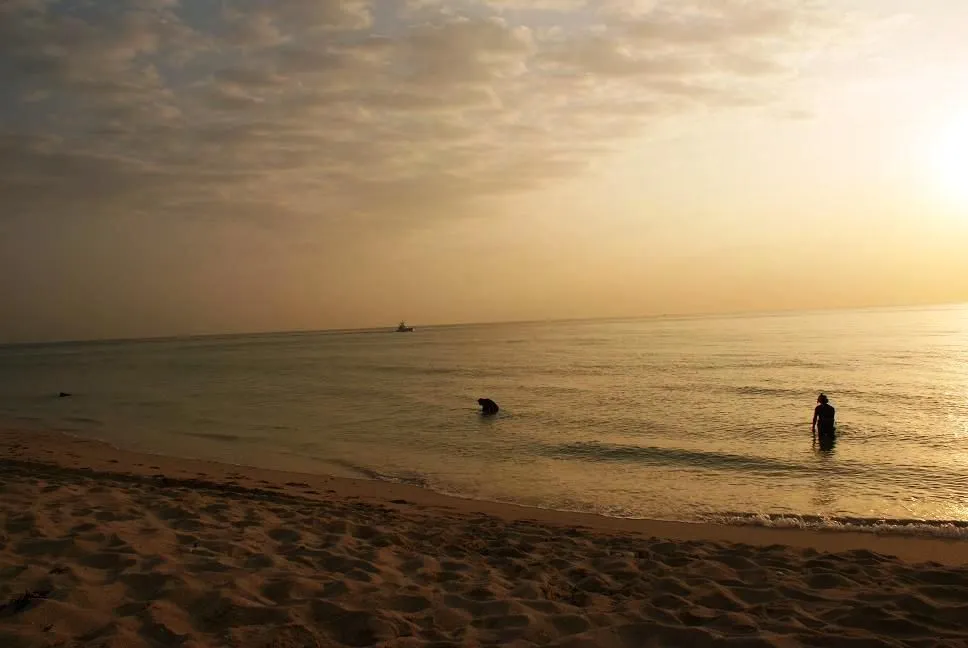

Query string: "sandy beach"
[2, 430, 968, 647]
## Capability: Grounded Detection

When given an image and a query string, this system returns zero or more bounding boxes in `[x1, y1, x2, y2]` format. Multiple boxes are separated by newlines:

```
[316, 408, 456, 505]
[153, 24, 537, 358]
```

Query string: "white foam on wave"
[327, 463, 968, 541]
[707, 512, 968, 539]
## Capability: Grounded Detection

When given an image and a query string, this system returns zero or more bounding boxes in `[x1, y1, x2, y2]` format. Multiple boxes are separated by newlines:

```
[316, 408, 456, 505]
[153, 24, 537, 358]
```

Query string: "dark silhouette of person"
[812, 393, 836, 440]
[478, 398, 499, 416]
[816, 432, 836, 453]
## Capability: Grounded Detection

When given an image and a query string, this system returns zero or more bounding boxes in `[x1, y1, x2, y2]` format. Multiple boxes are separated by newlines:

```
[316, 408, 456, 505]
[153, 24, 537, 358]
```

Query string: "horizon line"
[3, 299, 966, 348]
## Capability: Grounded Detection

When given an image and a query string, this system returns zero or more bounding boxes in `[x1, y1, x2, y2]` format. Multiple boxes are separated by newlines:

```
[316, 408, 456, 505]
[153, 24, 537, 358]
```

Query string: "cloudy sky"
[2, 0, 967, 342]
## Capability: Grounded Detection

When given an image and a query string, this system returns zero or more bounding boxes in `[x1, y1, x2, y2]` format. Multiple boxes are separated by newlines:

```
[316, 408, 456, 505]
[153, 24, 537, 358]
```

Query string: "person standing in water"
[812, 393, 836, 439]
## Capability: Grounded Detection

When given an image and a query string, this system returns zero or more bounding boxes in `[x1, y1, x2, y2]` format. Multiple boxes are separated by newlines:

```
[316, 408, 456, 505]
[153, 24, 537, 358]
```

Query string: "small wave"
[544, 441, 968, 490]
[355, 364, 467, 377]
[64, 416, 102, 425]
[706, 512, 968, 539]
[180, 431, 248, 443]
[731, 385, 808, 398]
[654, 384, 815, 399]
[323, 458, 431, 488]
[543, 441, 803, 475]
[689, 359, 826, 371]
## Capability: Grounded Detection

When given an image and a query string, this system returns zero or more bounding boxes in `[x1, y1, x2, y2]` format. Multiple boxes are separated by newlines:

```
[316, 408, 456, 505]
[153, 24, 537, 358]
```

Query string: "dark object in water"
[57, 392, 71, 398]
[816, 429, 836, 453]
[478, 398, 499, 416]
[396, 321, 414, 332]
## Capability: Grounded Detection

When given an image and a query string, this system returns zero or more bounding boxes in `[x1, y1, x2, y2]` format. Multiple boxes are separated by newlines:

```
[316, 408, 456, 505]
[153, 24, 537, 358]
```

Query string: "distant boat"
[396, 321, 414, 333]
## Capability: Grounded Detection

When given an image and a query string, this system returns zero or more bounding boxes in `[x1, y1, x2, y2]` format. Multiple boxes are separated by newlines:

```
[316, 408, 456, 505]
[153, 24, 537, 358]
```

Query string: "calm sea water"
[3, 305, 968, 536]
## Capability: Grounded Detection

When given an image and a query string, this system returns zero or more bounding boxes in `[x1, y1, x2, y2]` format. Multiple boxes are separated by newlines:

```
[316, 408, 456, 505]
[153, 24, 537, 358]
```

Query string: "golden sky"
[1, 0, 967, 342]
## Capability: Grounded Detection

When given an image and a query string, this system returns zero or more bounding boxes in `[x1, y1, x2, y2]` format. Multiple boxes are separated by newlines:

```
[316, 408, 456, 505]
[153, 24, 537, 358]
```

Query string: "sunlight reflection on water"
[2, 304, 968, 533]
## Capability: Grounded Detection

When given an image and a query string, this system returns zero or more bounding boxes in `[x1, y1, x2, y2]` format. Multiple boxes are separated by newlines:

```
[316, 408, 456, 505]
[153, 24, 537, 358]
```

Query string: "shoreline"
[4, 429, 968, 647]
[31, 427, 968, 540]
[3, 429, 967, 566]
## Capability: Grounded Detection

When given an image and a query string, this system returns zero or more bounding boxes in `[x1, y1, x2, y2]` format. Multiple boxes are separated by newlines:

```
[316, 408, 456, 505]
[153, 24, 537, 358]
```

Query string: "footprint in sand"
[268, 528, 302, 544]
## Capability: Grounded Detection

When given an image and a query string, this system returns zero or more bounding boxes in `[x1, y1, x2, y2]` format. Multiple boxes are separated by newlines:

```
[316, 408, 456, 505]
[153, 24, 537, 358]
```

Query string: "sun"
[930, 115, 968, 206]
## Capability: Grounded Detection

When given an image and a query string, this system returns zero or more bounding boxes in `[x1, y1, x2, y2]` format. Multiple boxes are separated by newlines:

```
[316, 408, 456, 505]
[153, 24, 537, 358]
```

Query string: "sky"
[1, 0, 967, 343]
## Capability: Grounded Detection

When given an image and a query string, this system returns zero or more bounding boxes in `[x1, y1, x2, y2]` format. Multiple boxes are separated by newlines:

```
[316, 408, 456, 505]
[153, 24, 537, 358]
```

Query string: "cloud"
[623, 2, 803, 44]
[0, 0, 844, 230]
[483, 0, 588, 11]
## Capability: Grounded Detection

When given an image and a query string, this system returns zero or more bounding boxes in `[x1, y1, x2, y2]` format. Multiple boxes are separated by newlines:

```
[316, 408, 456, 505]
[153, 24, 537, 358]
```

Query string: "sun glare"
[931, 115, 968, 206]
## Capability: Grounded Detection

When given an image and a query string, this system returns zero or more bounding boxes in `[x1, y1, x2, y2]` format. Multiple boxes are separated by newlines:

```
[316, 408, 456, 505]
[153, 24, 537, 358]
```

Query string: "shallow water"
[3, 305, 968, 535]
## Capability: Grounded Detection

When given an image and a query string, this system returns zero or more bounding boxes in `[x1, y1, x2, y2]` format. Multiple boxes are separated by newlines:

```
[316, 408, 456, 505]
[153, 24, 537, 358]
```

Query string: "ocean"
[3, 305, 968, 537]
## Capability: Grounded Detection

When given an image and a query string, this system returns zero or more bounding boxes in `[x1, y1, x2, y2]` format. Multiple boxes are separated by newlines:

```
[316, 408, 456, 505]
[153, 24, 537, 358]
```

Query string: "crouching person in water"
[812, 393, 836, 441]
[478, 398, 499, 416]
